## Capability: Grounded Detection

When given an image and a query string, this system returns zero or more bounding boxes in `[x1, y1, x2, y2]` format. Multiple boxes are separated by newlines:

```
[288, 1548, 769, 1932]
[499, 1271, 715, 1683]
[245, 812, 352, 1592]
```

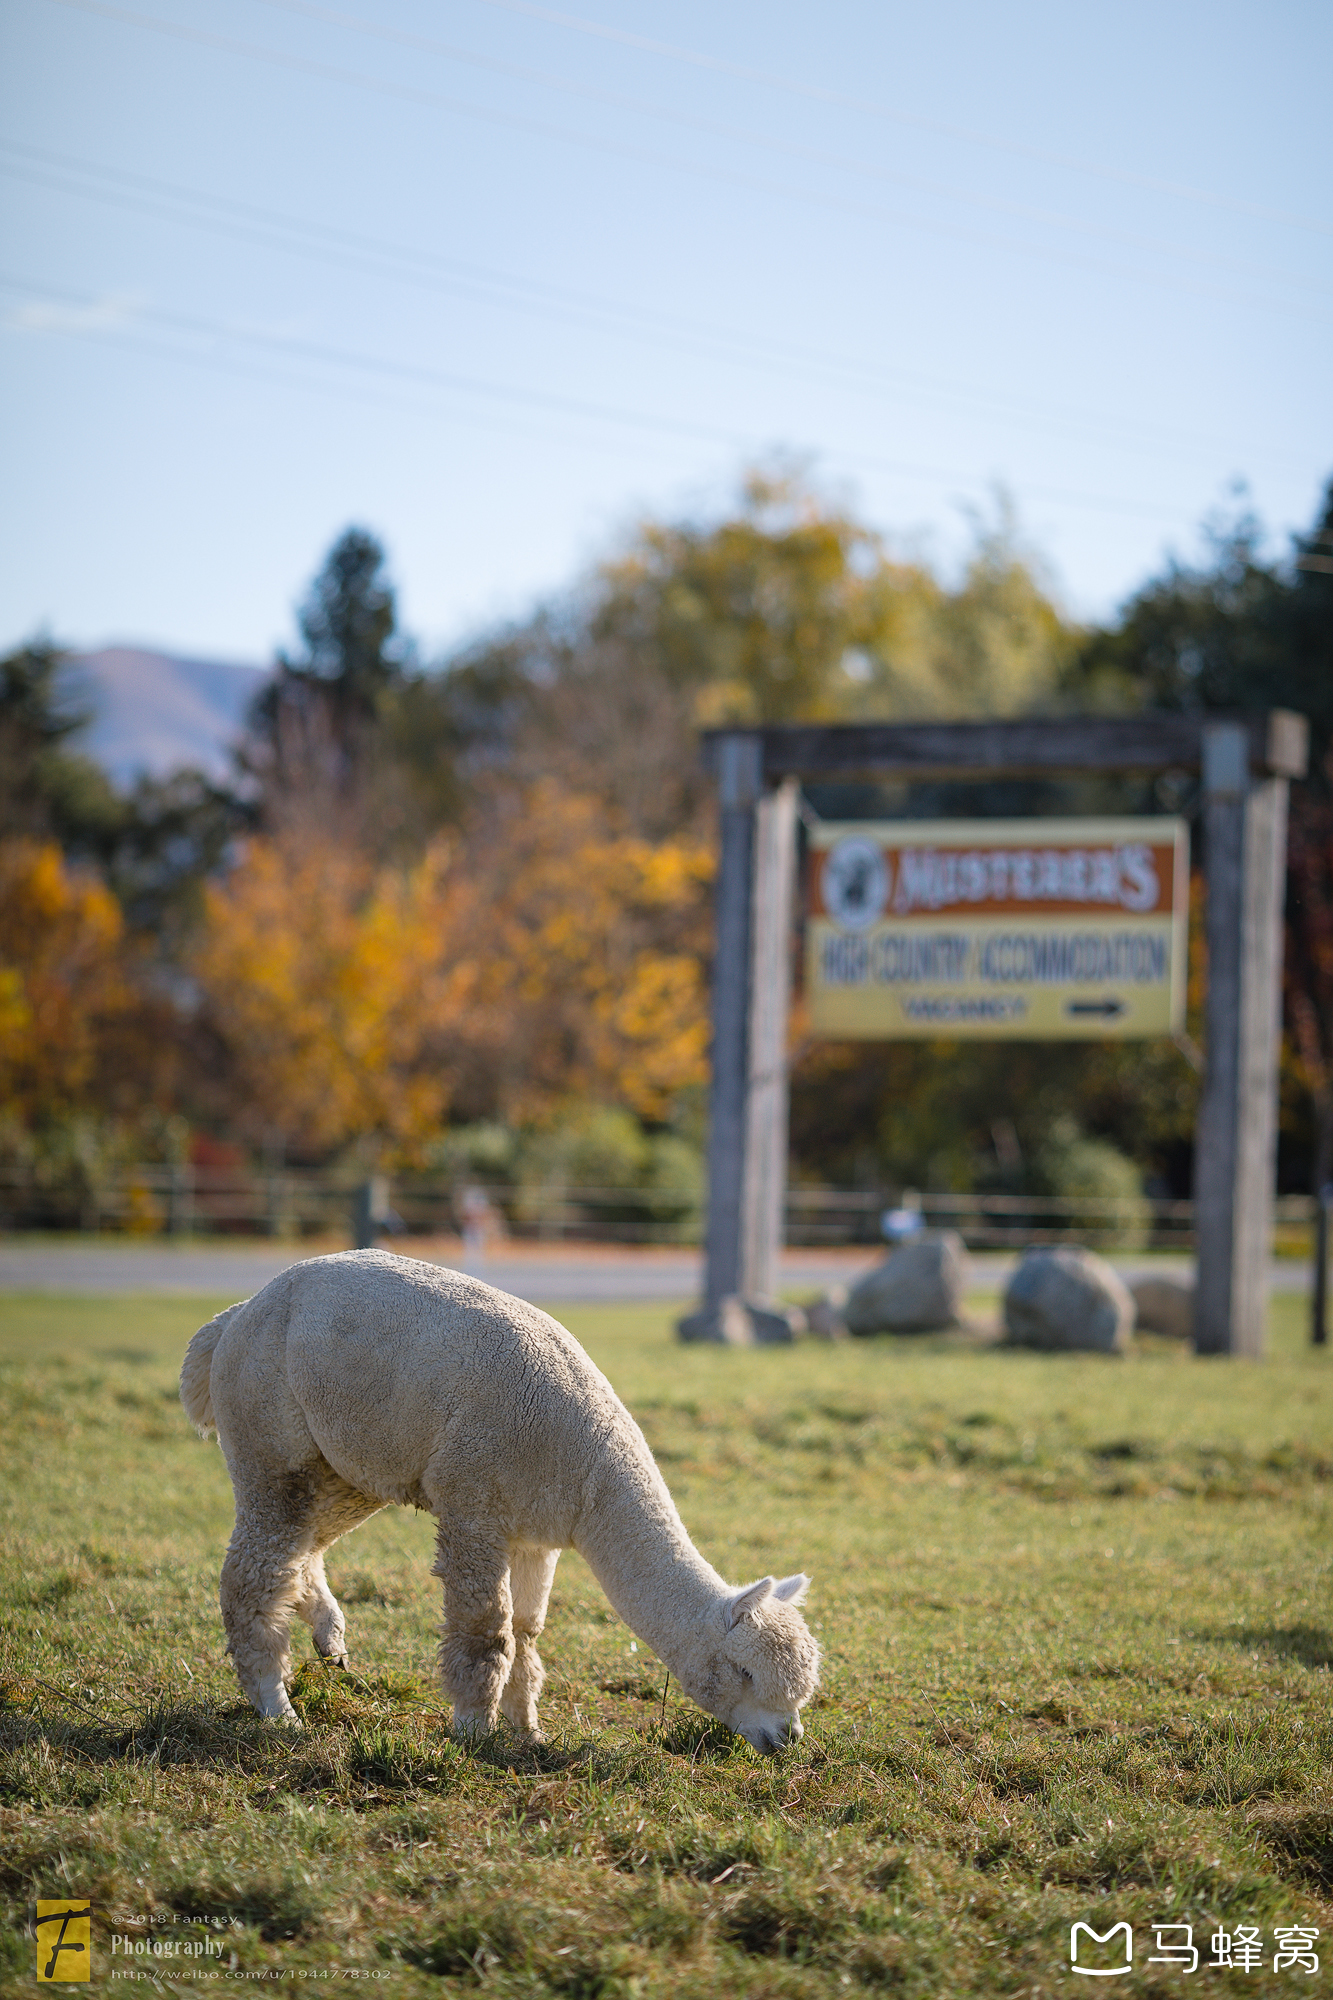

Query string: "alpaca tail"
[179, 1301, 247, 1435]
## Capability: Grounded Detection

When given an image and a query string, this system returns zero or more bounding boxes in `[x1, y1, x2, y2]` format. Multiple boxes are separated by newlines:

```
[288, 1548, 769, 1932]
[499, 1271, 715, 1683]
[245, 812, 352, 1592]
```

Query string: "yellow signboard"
[806, 817, 1188, 1040]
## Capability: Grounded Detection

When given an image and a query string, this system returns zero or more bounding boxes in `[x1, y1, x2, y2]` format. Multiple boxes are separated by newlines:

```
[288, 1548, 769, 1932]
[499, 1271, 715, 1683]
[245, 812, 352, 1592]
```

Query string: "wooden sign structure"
[701, 712, 1308, 1357]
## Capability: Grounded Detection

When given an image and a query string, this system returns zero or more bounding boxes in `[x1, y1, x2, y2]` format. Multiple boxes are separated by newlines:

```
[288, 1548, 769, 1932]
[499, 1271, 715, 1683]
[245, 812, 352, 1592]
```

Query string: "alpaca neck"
[573, 1450, 723, 1670]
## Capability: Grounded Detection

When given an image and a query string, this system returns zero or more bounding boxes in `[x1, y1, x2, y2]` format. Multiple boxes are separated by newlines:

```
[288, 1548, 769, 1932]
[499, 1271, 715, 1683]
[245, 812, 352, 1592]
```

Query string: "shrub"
[1033, 1116, 1150, 1249]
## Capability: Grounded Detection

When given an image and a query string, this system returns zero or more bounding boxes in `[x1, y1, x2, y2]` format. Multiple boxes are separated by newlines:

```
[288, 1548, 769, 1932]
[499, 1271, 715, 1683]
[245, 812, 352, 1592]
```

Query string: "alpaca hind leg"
[220, 1463, 372, 1722]
[293, 1485, 384, 1669]
[220, 1511, 311, 1724]
[293, 1551, 348, 1667]
[501, 1547, 559, 1739]
[431, 1524, 514, 1736]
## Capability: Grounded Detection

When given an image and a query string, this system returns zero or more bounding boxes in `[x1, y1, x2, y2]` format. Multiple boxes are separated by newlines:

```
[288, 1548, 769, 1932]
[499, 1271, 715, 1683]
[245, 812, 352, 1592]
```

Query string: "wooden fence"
[0, 1162, 1316, 1253]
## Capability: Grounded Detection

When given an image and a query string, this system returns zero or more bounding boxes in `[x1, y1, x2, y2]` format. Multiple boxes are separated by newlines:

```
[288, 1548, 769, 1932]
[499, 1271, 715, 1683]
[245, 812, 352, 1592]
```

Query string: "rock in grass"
[675, 1297, 801, 1345]
[844, 1232, 969, 1336]
[1003, 1246, 1133, 1353]
[1129, 1274, 1194, 1341]
[805, 1286, 849, 1340]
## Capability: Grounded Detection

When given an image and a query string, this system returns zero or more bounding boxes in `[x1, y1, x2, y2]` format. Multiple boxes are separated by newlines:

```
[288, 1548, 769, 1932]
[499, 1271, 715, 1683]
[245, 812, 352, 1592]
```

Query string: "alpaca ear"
[725, 1577, 775, 1628]
[771, 1573, 811, 1606]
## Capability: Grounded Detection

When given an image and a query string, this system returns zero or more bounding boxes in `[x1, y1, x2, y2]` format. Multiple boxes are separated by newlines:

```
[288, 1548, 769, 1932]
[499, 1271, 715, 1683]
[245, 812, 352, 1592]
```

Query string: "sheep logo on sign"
[822, 837, 889, 930]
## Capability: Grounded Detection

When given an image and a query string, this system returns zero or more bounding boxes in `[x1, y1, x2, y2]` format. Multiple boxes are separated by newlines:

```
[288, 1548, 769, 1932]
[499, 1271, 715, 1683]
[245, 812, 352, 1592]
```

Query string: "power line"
[474, 0, 1333, 241]
[35, 0, 1332, 328]
[248, 0, 1328, 301]
[1, 140, 1311, 477]
[0, 309, 722, 471]
[0, 274, 1209, 525]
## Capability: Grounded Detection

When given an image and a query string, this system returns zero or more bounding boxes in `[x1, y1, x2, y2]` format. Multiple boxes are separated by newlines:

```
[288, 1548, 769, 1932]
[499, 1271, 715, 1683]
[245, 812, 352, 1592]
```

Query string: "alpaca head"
[676, 1574, 819, 1754]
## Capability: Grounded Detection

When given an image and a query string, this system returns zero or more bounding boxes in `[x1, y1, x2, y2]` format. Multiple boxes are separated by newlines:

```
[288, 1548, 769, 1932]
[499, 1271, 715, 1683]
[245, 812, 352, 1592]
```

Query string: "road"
[0, 1236, 1314, 1304]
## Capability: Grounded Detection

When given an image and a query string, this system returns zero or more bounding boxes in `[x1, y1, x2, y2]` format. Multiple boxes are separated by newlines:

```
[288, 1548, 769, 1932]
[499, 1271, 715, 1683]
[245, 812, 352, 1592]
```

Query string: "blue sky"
[2, 0, 1329, 665]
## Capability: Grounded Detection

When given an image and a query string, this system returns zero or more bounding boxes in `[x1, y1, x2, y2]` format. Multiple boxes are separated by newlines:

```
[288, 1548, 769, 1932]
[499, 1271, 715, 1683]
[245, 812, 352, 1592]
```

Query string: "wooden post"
[704, 735, 761, 1308]
[1193, 724, 1291, 1356]
[353, 1176, 391, 1251]
[741, 778, 799, 1302]
[167, 1161, 194, 1237]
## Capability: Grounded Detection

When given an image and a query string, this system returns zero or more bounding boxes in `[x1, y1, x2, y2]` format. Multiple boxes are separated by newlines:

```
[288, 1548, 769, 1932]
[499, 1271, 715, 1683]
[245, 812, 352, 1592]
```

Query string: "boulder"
[844, 1232, 969, 1336]
[675, 1296, 801, 1345]
[1129, 1274, 1194, 1341]
[1003, 1247, 1133, 1354]
[805, 1286, 849, 1340]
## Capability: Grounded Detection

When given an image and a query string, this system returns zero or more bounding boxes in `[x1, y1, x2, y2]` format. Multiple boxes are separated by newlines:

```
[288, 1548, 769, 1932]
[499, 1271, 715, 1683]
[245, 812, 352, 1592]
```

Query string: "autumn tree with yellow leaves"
[0, 839, 158, 1123]
[466, 782, 713, 1128]
[190, 787, 712, 1160]
[192, 835, 478, 1157]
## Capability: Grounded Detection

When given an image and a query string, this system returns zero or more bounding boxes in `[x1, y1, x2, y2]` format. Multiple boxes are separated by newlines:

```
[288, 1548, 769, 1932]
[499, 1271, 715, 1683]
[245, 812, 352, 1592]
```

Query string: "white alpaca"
[180, 1249, 819, 1752]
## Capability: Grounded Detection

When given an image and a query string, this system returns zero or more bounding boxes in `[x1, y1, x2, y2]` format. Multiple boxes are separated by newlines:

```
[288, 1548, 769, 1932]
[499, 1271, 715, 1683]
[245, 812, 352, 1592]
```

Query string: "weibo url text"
[109, 1972, 392, 1983]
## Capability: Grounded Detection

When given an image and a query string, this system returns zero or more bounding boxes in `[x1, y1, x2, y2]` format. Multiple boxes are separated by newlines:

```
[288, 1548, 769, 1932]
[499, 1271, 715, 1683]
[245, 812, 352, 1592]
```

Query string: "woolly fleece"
[180, 1249, 819, 1751]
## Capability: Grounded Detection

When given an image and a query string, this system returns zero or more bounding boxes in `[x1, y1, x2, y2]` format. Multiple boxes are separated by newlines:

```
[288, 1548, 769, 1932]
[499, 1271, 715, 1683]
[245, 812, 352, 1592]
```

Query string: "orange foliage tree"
[190, 787, 713, 1158]
[473, 781, 713, 1127]
[0, 839, 134, 1120]
[192, 835, 481, 1156]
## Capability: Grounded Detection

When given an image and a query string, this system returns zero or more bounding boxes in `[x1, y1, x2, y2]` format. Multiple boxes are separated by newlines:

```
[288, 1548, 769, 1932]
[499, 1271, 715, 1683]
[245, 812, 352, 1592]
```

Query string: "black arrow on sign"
[1066, 1000, 1126, 1018]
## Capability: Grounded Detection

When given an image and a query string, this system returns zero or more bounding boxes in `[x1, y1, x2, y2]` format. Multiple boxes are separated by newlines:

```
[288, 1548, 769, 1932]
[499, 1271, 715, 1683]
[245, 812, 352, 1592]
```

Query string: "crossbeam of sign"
[807, 817, 1189, 1040]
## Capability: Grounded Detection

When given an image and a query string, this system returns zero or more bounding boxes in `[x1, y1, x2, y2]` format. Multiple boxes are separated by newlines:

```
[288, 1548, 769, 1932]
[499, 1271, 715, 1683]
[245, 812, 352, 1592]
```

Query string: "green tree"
[1068, 479, 1333, 1194]
[103, 769, 249, 939]
[288, 526, 404, 716]
[394, 468, 1078, 844]
[247, 528, 411, 817]
[0, 641, 123, 852]
[1280, 485, 1333, 1206]
[591, 471, 1073, 727]
[594, 465, 875, 724]
[1281, 480, 1333, 768]
[1, 638, 251, 940]
[848, 495, 1076, 721]
[1067, 482, 1333, 761]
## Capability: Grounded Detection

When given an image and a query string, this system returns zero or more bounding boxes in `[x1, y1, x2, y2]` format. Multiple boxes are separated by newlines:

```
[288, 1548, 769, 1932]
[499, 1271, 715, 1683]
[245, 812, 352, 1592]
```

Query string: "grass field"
[2, 1286, 1332, 1996]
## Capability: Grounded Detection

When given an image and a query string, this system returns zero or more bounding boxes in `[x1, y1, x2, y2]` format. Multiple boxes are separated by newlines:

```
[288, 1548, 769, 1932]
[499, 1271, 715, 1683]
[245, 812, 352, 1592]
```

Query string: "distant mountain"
[65, 647, 270, 788]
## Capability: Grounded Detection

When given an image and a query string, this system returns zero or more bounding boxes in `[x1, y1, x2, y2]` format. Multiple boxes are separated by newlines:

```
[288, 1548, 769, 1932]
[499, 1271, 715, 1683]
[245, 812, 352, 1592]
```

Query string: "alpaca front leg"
[501, 1547, 559, 1740]
[433, 1530, 514, 1736]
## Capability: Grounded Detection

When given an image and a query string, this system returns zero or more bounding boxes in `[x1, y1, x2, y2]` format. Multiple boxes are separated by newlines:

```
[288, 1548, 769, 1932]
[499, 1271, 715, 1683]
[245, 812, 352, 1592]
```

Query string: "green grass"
[2, 1288, 1332, 1995]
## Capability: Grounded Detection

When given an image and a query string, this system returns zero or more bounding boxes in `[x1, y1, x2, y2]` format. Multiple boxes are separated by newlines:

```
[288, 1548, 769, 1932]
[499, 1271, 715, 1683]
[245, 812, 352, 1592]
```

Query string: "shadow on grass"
[0, 1682, 342, 1788]
[345, 1720, 488, 1792]
[165, 1874, 325, 1942]
[657, 1714, 750, 1762]
[1251, 1808, 1333, 1892]
[1210, 1623, 1333, 1670]
[396, 1908, 526, 1979]
[608, 1824, 775, 1882]
[393, 1910, 641, 1997]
